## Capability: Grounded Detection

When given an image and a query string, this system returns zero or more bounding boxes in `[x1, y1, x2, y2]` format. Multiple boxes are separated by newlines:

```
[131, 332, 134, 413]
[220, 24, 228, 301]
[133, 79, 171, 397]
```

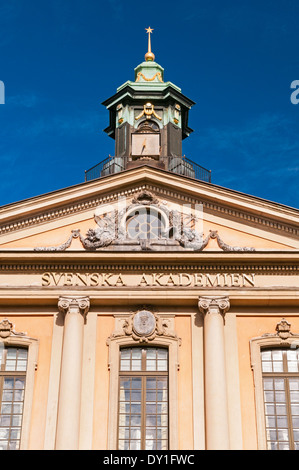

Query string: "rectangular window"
[0, 346, 28, 450]
[262, 348, 299, 450]
[118, 347, 168, 450]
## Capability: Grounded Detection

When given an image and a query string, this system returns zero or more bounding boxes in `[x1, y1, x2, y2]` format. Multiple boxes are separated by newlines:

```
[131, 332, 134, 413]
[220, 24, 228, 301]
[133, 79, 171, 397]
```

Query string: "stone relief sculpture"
[34, 190, 256, 253]
[0, 318, 26, 339]
[83, 212, 116, 249]
[108, 306, 179, 344]
[262, 318, 299, 343]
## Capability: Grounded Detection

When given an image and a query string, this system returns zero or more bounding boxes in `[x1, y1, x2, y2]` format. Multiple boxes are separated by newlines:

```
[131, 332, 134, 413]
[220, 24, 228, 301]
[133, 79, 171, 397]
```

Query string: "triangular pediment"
[0, 166, 298, 252]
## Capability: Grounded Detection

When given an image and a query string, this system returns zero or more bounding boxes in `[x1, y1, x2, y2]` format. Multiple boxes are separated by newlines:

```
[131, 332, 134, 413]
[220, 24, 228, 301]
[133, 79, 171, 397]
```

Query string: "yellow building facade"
[0, 37, 299, 452]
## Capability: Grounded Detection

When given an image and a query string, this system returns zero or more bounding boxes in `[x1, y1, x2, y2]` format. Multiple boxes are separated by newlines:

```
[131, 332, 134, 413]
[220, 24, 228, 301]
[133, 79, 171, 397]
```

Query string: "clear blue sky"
[0, 0, 298, 209]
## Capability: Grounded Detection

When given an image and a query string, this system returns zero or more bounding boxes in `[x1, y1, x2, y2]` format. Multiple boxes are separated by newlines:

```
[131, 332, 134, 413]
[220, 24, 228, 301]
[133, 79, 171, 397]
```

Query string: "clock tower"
[101, 28, 198, 176]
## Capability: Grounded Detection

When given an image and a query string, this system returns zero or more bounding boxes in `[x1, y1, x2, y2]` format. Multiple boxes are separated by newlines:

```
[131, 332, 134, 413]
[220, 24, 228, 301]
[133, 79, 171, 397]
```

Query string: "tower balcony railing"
[85, 155, 211, 184]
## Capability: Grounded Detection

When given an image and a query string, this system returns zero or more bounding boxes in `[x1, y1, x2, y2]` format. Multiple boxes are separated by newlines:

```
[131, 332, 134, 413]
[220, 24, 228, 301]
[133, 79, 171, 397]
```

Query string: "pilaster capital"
[58, 296, 90, 318]
[198, 296, 230, 316]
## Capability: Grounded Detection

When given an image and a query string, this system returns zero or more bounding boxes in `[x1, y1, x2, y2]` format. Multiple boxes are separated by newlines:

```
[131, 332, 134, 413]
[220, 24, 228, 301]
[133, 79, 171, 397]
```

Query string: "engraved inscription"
[41, 272, 255, 288]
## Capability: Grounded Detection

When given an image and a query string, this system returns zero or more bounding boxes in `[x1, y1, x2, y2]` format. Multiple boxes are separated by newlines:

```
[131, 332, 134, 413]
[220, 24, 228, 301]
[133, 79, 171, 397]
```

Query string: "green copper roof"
[116, 60, 181, 94]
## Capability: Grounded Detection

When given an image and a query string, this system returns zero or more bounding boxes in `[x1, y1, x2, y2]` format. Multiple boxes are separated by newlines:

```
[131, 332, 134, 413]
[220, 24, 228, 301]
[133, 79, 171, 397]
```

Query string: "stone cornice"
[0, 175, 298, 240]
[0, 251, 299, 272]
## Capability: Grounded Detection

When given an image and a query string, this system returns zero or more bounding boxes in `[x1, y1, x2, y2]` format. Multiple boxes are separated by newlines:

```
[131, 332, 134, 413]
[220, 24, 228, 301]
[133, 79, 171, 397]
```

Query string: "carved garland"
[34, 228, 255, 252]
[135, 72, 163, 83]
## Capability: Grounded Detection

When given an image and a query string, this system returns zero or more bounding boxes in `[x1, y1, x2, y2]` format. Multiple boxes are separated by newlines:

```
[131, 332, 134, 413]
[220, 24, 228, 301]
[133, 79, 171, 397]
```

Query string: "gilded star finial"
[145, 26, 155, 62]
[145, 27, 154, 34]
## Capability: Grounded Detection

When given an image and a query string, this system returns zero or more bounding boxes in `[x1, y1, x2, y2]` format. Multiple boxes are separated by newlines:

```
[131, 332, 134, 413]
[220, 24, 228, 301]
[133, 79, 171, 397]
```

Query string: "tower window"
[0, 346, 28, 450]
[137, 120, 159, 132]
[118, 347, 168, 450]
[261, 348, 299, 450]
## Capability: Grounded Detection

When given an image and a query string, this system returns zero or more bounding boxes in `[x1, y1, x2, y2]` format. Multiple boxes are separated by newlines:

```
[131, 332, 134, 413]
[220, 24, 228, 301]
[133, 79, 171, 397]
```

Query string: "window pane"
[120, 348, 142, 372]
[276, 404, 287, 415]
[273, 362, 283, 373]
[146, 360, 156, 371]
[261, 351, 272, 361]
[262, 361, 272, 372]
[289, 379, 299, 391]
[263, 378, 273, 390]
[272, 350, 283, 361]
[157, 360, 168, 371]
[6, 348, 17, 359]
[146, 349, 156, 359]
[274, 379, 284, 390]
[145, 348, 168, 372]
[131, 360, 142, 371]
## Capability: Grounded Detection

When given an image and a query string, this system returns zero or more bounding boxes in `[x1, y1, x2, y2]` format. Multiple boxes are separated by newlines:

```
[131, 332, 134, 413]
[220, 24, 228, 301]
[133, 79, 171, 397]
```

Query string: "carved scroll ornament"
[58, 296, 90, 318]
[198, 296, 230, 317]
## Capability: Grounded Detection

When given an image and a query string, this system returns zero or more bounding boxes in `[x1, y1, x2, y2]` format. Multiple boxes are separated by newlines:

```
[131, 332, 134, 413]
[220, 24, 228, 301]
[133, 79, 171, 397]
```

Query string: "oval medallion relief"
[133, 310, 156, 336]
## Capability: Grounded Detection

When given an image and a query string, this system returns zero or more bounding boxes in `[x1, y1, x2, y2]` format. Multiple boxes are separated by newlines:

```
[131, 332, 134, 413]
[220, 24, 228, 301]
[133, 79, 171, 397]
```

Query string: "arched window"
[118, 347, 168, 450]
[126, 207, 164, 240]
[137, 120, 160, 132]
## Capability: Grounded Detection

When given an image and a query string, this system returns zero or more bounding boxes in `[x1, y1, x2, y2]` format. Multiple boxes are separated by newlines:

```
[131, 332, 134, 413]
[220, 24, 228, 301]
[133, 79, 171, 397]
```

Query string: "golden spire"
[145, 26, 155, 62]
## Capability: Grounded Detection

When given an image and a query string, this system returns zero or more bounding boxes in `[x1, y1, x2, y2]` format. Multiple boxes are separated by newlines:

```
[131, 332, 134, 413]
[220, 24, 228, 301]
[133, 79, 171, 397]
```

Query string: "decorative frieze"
[0, 263, 298, 274]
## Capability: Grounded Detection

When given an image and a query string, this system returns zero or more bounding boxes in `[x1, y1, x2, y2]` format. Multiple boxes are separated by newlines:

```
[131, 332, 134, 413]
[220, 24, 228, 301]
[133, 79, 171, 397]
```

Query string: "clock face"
[131, 133, 160, 156]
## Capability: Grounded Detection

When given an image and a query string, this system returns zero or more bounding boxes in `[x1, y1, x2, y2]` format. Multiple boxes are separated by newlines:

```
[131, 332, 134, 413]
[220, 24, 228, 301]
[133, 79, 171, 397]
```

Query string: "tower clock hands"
[141, 138, 147, 154]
